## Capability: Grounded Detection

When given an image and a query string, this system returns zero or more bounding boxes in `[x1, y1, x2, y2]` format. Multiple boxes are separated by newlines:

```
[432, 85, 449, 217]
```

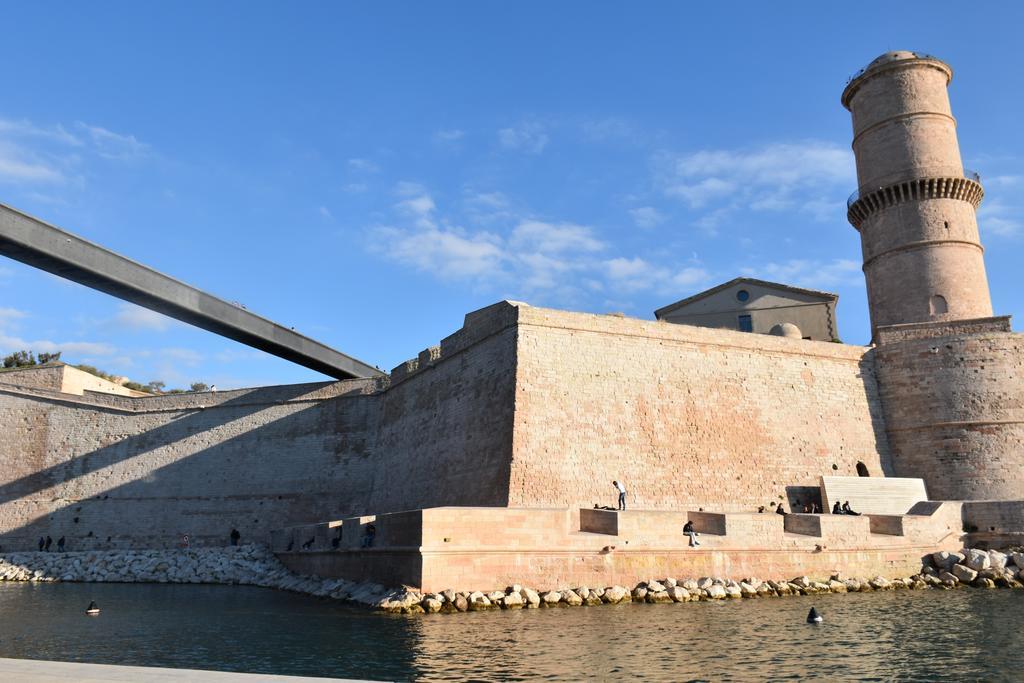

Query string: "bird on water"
[807, 607, 822, 623]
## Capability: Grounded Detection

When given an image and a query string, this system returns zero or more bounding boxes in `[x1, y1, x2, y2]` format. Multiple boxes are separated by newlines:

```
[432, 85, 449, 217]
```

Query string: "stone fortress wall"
[0, 303, 520, 550]
[0, 300, 891, 550]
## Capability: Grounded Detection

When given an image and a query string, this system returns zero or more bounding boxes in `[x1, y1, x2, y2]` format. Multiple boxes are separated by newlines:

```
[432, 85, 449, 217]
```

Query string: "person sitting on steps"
[361, 523, 377, 548]
[832, 501, 845, 514]
[842, 501, 861, 516]
[683, 520, 701, 547]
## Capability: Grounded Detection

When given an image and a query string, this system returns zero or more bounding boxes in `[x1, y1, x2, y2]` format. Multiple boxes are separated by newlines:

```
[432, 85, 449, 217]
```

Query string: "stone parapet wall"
[0, 364, 66, 392]
[271, 505, 963, 593]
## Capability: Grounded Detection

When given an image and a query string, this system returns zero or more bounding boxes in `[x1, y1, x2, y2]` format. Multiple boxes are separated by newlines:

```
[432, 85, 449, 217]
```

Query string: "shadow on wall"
[858, 351, 895, 476]
[784, 486, 821, 512]
[0, 383, 382, 551]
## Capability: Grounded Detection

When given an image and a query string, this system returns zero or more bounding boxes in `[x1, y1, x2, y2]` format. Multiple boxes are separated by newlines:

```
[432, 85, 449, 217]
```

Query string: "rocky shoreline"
[0, 545, 1021, 615]
[0, 545, 398, 608]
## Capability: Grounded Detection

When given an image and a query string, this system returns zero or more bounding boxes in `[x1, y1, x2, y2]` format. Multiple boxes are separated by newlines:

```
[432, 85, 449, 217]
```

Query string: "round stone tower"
[843, 52, 1024, 502]
[842, 51, 992, 337]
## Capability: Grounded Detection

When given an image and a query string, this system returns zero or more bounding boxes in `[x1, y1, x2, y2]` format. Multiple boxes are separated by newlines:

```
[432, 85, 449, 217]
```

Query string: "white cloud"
[629, 206, 666, 229]
[661, 140, 855, 220]
[666, 177, 736, 208]
[0, 332, 115, 357]
[75, 122, 147, 160]
[397, 194, 435, 217]
[0, 117, 150, 189]
[740, 258, 862, 289]
[978, 197, 1022, 238]
[510, 220, 606, 254]
[465, 191, 508, 210]
[498, 122, 548, 154]
[0, 307, 27, 323]
[368, 183, 710, 305]
[604, 257, 711, 294]
[371, 224, 504, 280]
[0, 307, 116, 357]
[0, 141, 64, 184]
[0, 118, 81, 145]
[112, 303, 176, 332]
[318, 206, 333, 219]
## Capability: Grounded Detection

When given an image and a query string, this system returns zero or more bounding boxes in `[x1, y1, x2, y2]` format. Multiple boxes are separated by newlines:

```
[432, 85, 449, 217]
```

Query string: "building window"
[929, 294, 948, 316]
[738, 315, 753, 332]
[736, 289, 750, 302]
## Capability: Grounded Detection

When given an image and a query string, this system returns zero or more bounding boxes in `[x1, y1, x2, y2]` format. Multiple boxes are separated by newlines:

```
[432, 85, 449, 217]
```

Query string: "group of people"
[37, 536, 65, 552]
[286, 523, 376, 552]
[794, 500, 860, 515]
[831, 501, 860, 515]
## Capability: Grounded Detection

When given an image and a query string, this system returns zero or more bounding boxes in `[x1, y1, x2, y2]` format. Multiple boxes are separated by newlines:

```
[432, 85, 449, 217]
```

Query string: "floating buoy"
[807, 607, 822, 623]
[85, 601, 100, 615]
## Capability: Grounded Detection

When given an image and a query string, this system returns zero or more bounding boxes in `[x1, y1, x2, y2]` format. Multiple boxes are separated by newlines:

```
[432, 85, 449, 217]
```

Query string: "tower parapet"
[843, 51, 993, 336]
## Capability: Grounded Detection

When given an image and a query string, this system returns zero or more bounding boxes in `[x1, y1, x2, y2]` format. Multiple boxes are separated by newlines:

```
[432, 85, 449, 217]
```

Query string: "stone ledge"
[875, 316, 1013, 345]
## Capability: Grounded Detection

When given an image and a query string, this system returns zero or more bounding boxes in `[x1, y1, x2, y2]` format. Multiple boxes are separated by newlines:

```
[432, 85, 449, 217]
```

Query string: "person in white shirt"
[613, 480, 627, 510]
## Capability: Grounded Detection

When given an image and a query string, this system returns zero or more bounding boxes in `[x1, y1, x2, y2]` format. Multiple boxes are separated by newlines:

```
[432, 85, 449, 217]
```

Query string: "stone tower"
[842, 51, 992, 336]
[843, 52, 1024, 501]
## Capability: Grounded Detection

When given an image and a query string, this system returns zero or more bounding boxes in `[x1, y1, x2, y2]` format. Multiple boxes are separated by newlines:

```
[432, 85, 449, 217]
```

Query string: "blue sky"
[0, 2, 1022, 388]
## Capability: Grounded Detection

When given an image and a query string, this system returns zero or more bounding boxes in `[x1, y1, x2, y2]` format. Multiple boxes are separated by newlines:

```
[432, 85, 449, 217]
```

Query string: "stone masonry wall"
[0, 300, 897, 550]
[0, 303, 520, 550]
[508, 305, 892, 512]
[0, 364, 65, 392]
[873, 319, 1024, 500]
[0, 380, 380, 550]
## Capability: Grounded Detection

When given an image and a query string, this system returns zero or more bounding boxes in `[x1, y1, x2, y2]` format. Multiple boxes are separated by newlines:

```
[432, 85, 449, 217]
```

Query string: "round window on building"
[736, 289, 750, 302]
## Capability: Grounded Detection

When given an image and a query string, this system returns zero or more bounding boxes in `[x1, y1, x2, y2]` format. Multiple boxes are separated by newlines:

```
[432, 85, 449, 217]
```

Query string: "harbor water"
[0, 582, 1021, 681]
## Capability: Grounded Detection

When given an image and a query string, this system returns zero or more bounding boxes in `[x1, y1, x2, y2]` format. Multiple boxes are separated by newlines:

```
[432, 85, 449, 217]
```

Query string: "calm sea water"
[0, 582, 1020, 681]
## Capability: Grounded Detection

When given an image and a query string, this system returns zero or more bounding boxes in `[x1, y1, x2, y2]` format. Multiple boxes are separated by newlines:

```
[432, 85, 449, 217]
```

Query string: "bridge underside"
[0, 203, 381, 380]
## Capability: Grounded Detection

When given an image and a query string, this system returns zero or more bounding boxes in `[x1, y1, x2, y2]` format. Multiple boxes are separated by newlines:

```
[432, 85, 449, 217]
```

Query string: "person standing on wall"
[229, 528, 240, 546]
[613, 480, 627, 511]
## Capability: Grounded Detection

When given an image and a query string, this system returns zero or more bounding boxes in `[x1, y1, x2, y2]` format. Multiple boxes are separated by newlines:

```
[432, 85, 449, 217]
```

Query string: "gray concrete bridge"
[0, 203, 382, 380]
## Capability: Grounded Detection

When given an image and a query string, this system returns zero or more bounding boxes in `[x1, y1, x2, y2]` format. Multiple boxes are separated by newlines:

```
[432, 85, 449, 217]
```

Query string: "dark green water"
[0, 582, 1021, 681]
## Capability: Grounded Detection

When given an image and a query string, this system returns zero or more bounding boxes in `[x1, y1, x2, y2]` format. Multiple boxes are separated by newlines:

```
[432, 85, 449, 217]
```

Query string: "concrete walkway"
[0, 658, 372, 682]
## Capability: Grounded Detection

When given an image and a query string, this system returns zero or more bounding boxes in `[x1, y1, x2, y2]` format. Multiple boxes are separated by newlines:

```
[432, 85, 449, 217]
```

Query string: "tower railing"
[847, 168, 982, 209]
[844, 51, 942, 85]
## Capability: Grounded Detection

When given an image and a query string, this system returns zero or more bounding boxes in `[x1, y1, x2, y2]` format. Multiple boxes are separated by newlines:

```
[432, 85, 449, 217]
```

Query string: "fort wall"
[508, 305, 892, 512]
[0, 303, 520, 550]
[0, 301, 893, 549]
